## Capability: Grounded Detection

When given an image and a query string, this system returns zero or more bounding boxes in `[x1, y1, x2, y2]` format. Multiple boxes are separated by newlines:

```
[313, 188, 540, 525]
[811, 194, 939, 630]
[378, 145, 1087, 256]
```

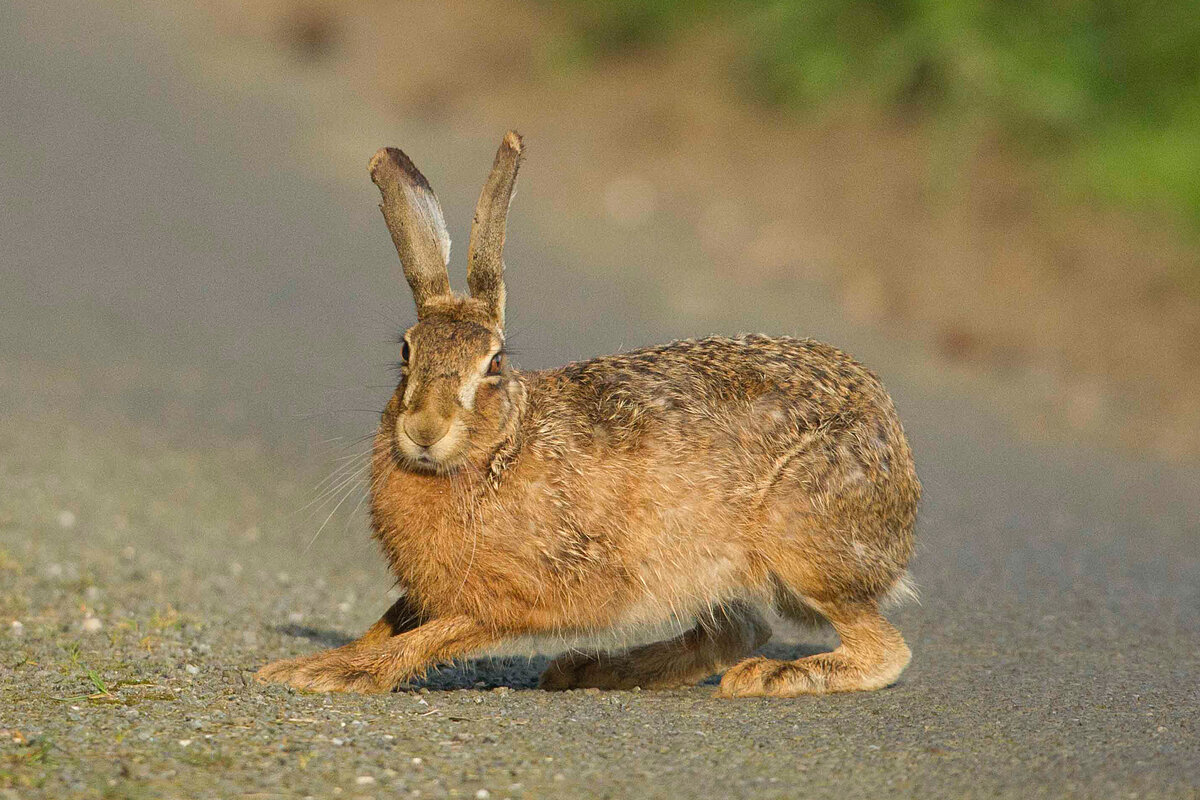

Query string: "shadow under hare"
[257, 132, 920, 697]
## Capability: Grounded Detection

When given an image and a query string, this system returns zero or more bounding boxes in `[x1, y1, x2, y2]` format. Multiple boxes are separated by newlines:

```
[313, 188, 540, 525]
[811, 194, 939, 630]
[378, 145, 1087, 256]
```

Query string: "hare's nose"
[403, 415, 450, 448]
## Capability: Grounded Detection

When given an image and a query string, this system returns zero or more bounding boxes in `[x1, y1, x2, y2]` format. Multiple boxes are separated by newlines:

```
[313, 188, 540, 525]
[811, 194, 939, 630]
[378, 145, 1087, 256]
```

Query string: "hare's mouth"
[392, 419, 468, 474]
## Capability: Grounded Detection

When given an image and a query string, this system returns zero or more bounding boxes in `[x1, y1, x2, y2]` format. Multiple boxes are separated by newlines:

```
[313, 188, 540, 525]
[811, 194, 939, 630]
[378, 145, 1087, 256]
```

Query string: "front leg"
[282, 615, 497, 693]
[256, 594, 423, 684]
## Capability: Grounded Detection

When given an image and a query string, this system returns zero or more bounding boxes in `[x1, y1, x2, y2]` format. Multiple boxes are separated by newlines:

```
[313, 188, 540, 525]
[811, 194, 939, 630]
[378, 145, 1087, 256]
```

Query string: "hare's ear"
[369, 147, 452, 318]
[467, 131, 523, 328]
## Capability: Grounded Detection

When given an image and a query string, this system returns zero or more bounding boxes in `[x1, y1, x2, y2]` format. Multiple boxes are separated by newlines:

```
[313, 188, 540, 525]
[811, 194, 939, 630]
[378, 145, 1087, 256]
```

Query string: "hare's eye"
[486, 353, 504, 376]
[401, 341, 411, 363]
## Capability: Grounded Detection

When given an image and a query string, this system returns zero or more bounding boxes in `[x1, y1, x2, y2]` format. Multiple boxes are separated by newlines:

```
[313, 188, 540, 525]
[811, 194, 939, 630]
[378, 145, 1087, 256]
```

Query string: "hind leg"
[718, 598, 910, 697]
[540, 601, 771, 691]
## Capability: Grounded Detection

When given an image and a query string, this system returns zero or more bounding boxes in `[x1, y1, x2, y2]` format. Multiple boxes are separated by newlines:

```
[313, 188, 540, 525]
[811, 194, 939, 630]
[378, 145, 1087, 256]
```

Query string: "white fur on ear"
[402, 178, 451, 268]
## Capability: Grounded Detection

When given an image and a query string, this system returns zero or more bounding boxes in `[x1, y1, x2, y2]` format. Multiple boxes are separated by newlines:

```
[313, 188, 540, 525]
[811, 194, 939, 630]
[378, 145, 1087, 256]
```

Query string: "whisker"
[298, 463, 369, 519]
[304, 471, 368, 554]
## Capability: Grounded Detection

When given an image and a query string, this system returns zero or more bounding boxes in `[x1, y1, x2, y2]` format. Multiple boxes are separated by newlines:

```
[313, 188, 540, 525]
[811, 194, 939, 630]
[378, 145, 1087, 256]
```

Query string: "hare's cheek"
[472, 383, 504, 417]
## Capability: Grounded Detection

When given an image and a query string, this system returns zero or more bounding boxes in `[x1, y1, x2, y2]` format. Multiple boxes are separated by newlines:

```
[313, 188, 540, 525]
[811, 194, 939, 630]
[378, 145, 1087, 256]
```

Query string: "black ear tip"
[370, 146, 433, 192]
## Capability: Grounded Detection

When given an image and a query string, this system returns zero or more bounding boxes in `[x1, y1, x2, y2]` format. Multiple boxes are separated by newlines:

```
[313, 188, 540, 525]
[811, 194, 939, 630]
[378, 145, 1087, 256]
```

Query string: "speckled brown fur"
[257, 133, 921, 696]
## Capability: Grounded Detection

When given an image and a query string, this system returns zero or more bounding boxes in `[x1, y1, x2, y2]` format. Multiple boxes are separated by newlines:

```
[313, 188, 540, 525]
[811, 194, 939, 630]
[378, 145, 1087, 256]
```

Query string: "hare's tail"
[881, 569, 920, 609]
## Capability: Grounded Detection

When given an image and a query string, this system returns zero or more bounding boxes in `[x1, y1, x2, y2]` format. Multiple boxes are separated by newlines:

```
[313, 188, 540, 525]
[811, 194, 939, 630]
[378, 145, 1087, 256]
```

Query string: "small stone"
[57, 510, 77, 529]
[474, 790, 490, 799]
[185, 664, 200, 676]
[411, 757, 422, 765]
[177, 739, 192, 748]
[9, 620, 23, 636]
[355, 776, 375, 786]
[331, 738, 346, 746]
[81, 616, 103, 634]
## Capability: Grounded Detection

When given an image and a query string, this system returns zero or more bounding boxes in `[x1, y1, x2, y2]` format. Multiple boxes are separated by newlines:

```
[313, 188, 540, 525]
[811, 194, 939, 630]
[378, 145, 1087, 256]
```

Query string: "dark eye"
[401, 341, 411, 363]
[486, 353, 504, 376]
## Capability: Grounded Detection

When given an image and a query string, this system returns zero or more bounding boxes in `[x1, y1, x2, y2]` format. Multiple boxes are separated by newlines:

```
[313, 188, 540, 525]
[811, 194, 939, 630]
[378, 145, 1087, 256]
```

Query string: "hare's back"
[539, 334, 900, 437]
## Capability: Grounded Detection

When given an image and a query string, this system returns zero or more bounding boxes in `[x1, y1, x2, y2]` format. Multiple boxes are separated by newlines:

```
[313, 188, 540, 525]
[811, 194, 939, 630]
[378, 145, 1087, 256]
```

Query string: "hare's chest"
[375, 490, 521, 604]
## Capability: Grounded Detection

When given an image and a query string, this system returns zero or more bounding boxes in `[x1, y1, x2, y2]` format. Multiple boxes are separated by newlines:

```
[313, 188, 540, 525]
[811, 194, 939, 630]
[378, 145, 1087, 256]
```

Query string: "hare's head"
[370, 132, 525, 474]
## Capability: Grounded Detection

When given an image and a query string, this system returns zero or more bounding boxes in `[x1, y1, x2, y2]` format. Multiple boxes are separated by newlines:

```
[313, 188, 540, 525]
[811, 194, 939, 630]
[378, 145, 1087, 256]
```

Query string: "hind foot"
[718, 600, 911, 697]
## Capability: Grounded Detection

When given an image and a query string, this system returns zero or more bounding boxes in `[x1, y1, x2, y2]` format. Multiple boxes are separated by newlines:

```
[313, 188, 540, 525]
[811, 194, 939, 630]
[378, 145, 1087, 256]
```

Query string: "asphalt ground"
[1, 2, 1197, 797]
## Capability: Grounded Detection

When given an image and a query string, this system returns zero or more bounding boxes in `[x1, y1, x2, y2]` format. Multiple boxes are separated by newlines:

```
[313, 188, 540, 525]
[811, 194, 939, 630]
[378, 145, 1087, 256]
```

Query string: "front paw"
[256, 654, 316, 684]
[284, 655, 388, 694]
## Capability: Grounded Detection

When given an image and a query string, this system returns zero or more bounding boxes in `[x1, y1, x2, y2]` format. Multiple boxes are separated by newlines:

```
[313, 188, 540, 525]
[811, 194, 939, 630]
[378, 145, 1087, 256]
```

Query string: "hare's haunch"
[257, 132, 920, 696]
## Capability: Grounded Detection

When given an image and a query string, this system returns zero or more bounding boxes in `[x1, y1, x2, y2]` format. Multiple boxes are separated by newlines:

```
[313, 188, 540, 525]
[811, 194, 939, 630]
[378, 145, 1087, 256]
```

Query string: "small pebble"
[355, 776, 375, 786]
[185, 664, 200, 676]
[331, 738, 345, 746]
[81, 616, 103, 634]
[411, 757, 422, 765]
[9, 620, 23, 635]
[475, 790, 490, 799]
[177, 740, 192, 748]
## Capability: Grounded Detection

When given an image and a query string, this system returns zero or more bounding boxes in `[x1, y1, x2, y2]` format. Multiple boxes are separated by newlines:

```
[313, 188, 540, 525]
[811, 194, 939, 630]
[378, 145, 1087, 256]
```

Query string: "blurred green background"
[555, 0, 1200, 227]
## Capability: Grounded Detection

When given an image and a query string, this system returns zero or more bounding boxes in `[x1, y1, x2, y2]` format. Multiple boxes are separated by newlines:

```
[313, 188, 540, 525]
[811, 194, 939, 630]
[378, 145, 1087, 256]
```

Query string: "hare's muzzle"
[401, 413, 451, 448]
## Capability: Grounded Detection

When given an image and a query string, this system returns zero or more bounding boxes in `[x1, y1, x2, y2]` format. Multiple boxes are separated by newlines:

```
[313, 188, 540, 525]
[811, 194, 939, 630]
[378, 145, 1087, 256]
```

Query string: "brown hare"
[256, 132, 921, 697]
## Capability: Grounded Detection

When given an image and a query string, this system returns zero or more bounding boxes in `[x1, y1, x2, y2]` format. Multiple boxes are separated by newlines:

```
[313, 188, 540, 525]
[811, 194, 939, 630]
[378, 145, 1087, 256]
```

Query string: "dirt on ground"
[185, 0, 1200, 463]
